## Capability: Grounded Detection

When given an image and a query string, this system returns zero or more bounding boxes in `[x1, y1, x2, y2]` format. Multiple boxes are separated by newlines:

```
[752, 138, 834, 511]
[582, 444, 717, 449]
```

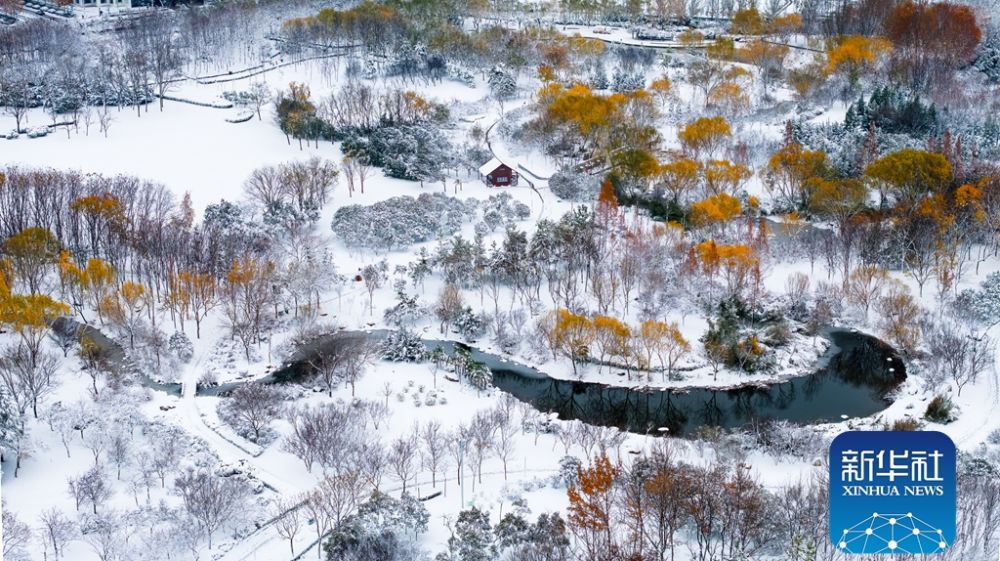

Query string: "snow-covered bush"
[955, 272, 1000, 326]
[488, 67, 517, 102]
[548, 169, 601, 202]
[556, 455, 582, 488]
[925, 395, 955, 423]
[590, 64, 609, 90]
[383, 290, 424, 328]
[480, 192, 530, 232]
[262, 199, 319, 232]
[332, 193, 474, 251]
[611, 68, 644, 92]
[327, 491, 429, 560]
[975, 31, 1000, 83]
[455, 308, 488, 341]
[341, 123, 453, 182]
[169, 331, 194, 363]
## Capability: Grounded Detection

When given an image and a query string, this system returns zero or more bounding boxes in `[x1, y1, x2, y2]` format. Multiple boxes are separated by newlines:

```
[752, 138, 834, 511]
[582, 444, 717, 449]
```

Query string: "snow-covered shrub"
[449, 66, 476, 86]
[262, 199, 319, 232]
[199, 370, 218, 387]
[488, 66, 517, 102]
[548, 169, 601, 202]
[455, 308, 488, 341]
[341, 123, 453, 182]
[383, 290, 424, 328]
[169, 331, 194, 363]
[590, 64, 609, 90]
[480, 193, 530, 232]
[556, 456, 582, 488]
[332, 193, 474, 251]
[955, 272, 1000, 325]
[975, 31, 1000, 83]
[925, 395, 955, 423]
[490, 310, 525, 354]
[327, 491, 429, 560]
[747, 420, 825, 459]
[611, 68, 644, 92]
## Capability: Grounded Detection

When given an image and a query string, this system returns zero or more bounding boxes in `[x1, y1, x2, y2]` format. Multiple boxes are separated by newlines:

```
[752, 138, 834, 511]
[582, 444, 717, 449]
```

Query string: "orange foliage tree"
[567, 453, 620, 559]
[689, 193, 742, 235]
[885, 0, 981, 87]
[0, 294, 70, 367]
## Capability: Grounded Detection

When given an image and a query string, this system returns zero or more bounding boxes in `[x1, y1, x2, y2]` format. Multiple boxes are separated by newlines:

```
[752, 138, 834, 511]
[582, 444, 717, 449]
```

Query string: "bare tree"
[81, 512, 122, 561]
[273, 497, 303, 555]
[151, 428, 181, 487]
[358, 442, 388, 491]
[96, 102, 113, 138]
[436, 283, 464, 334]
[71, 466, 112, 514]
[493, 404, 518, 480]
[389, 432, 418, 495]
[0, 64, 35, 133]
[362, 261, 388, 316]
[363, 399, 388, 431]
[467, 411, 497, 487]
[243, 164, 285, 208]
[143, 12, 185, 111]
[338, 337, 378, 397]
[420, 420, 447, 488]
[108, 429, 130, 480]
[228, 381, 282, 440]
[174, 468, 249, 549]
[960, 331, 994, 396]
[318, 471, 366, 530]
[248, 81, 272, 120]
[2, 511, 31, 561]
[0, 346, 59, 418]
[81, 423, 108, 467]
[284, 403, 360, 473]
[38, 508, 76, 560]
[304, 489, 331, 560]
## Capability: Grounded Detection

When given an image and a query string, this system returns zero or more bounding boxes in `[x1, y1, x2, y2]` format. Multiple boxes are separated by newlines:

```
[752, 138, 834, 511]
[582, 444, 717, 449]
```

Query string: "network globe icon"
[838, 512, 949, 554]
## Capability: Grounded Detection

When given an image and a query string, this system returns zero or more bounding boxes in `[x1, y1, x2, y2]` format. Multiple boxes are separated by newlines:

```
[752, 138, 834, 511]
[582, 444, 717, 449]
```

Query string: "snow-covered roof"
[478, 157, 505, 175]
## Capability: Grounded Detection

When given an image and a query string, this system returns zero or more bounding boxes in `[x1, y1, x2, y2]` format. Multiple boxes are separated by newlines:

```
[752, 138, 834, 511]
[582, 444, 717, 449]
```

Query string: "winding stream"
[273, 328, 906, 436]
[56, 316, 904, 436]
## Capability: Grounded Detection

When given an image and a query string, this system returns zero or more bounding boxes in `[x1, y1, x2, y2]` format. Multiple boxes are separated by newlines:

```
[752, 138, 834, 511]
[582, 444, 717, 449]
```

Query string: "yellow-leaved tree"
[864, 148, 951, 207]
[0, 293, 70, 367]
[825, 35, 892, 89]
[677, 116, 731, 159]
[549, 309, 595, 377]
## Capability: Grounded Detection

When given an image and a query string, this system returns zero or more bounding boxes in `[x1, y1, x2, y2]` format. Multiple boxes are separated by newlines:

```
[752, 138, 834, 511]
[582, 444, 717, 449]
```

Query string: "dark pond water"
[274, 328, 905, 436]
[53, 318, 183, 396]
[57, 316, 903, 435]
